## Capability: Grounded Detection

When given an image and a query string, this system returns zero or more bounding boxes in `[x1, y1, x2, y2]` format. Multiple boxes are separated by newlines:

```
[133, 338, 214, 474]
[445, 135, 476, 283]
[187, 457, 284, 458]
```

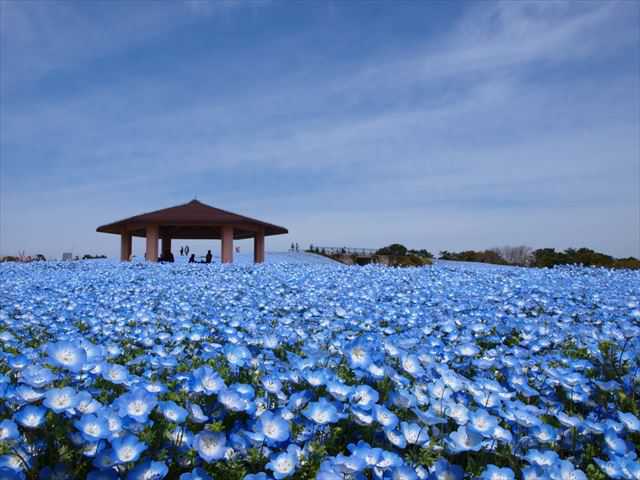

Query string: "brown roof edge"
[96, 200, 288, 236]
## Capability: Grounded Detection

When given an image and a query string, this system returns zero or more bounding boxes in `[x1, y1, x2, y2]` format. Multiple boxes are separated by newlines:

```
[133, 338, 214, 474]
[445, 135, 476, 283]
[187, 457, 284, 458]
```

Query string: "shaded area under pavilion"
[96, 200, 288, 263]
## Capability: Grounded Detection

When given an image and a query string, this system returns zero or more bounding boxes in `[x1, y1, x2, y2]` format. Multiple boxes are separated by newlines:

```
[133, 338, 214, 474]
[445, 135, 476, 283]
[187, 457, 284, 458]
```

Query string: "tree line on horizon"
[309, 243, 639, 269]
[439, 246, 640, 269]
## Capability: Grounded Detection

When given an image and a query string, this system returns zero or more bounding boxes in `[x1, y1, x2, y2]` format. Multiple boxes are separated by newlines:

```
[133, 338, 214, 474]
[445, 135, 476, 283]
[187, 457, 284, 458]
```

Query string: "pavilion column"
[254, 229, 265, 263]
[146, 224, 159, 262]
[120, 230, 132, 262]
[161, 236, 171, 258]
[221, 225, 234, 264]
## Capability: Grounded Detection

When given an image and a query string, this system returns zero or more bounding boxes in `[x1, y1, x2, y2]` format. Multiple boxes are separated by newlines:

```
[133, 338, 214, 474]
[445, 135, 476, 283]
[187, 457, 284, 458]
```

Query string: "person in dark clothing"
[168, 252, 175, 263]
[188, 254, 196, 263]
[205, 250, 212, 263]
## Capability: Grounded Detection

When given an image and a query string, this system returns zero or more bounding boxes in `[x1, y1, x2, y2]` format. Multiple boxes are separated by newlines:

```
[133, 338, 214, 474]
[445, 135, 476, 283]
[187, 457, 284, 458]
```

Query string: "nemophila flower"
[14, 405, 46, 429]
[389, 389, 417, 409]
[373, 404, 399, 429]
[350, 385, 379, 410]
[100, 363, 129, 384]
[193, 431, 227, 463]
[0, 420, 19, 442]
[179, 468, 213, 480]
[76, 391, 102, 415]
[99, 408, 123, 437]
[367, 363, 386, 380]
[287, 390, 312, 411]
[126, 460, 168, 480]
[346, 342, 372, 369]
[46, 341, 87, 372]
[444, 401, 469, 425]
[187, 403, 209, 423]
[233, 383, 256, 400]
[530, 423, 559, 443]
[316, 461, 342, 480]
[414, 407, 447, 426]
[438, 368, 466, 392]
[7, 354, 28, 370]
[255, 411, 290, 443]
[603, 429, 629, 456]
[43, 387, 78, 413]
[115, 388, 157, 423]
[334, 453, 367, 473]
[582, 418, 605, 435]
[19, 365, 55, 388]
[143, 381, 168, 395]
[348, 441, 383, 468]
[261, 376, 283, 395]
[430, 459, 464, 480]
[218, 388, 250, 412]
[92, 448, 117, 470]
[74, 414, 110, 442]
[445, 426, 483, 453]
[471, 390, 501, 409]
[457, 343, 480, 357]
[525, 449, 560, 468]
[15, 385, 45, 403]
[327, 381, 353, 402]
[303, 369, 328, 387]
[480, 465, 515, 480]
[401, 421, 429, 446]
[157, 401, 188, 424]
[224, 344, 252, 368]
[303, 397, 341, 425]
[549, 460, 587, 480]
[522, 465, 547, 480]
[391, 465, 418, 480]
[0, 449, 32, 472]
[351, 407, 374, 426]
[556, 411, 582, 429]
[375, 450, 403, 470]
[492, 425, 513, 443]
[594, 457, 625, 479]
[266, 444, 301, 479]
[618, 411, 640, 432]
[468, 409, 499, 437]
[400, 354, 424, 377]
[190, 366, 225, 395]
[385, 427, 407, 449]
[111, 434, 147, 464]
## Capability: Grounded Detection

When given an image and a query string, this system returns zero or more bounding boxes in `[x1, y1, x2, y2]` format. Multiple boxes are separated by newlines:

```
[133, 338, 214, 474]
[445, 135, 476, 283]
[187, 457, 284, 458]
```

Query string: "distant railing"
[310, 247, 378, 256]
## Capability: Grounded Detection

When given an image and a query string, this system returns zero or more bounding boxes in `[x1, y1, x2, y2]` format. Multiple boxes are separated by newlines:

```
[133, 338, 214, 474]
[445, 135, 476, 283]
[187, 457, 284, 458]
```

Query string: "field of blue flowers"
[0, 261, 639, 480]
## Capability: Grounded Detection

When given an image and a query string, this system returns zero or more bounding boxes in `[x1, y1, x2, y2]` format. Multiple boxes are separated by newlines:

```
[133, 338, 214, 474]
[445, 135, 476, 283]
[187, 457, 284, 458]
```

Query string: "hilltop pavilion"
[96, 200, 288, 263]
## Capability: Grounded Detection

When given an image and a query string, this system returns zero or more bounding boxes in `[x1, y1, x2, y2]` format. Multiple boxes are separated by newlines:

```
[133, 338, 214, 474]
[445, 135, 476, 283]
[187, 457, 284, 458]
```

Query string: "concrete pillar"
[146, 224, 159, 262]
[254, 229, 265, 263]
[161, 236, 171, 258]
[221, 225, 234, 263]
[120, 231, 132, 261]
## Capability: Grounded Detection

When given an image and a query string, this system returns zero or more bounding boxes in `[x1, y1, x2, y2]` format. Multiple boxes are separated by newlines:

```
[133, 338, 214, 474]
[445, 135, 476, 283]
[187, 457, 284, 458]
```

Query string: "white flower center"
[120, 446, 135, 461]
[129, 400, 146, 415]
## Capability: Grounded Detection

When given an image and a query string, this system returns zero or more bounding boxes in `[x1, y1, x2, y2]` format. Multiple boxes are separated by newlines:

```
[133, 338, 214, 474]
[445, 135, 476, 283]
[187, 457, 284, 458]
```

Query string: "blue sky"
[1, 0, 639, 259]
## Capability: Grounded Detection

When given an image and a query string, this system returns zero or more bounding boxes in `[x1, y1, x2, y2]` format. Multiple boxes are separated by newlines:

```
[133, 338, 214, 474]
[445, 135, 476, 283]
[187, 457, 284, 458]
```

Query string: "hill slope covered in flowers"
[0, 261, 639, 479]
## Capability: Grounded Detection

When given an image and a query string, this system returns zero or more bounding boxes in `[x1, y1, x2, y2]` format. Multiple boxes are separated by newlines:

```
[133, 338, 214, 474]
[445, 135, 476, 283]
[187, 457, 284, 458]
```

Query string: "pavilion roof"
[96, 200, 288, 239]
